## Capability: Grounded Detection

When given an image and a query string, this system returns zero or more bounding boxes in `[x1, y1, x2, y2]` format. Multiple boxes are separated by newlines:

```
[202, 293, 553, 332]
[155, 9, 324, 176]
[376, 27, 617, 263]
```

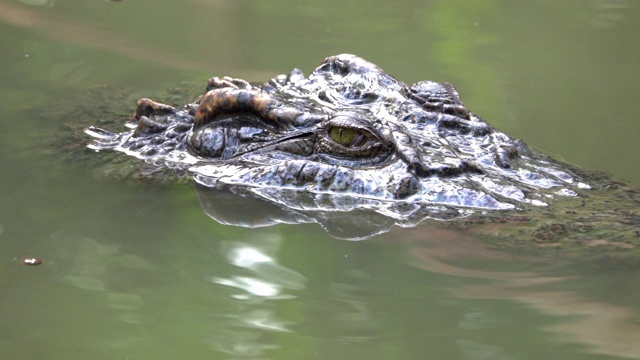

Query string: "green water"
[1, 0, 639, 359]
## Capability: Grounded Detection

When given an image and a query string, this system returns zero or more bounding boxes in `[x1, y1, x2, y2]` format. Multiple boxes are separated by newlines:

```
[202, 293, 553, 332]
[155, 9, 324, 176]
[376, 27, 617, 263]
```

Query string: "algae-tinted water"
[1, 1, 639, 359]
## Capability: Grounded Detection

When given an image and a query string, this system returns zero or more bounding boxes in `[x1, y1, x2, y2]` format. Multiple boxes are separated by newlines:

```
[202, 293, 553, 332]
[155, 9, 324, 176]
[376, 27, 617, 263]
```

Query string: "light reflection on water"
[206, 235, 305, 356]
[212, 242, 306, 300]
[2, 188, 640, 359]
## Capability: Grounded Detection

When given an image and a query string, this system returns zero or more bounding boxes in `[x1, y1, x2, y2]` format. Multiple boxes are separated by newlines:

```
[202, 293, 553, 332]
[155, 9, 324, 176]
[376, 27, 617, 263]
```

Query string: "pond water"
[1, 0, 640, 359]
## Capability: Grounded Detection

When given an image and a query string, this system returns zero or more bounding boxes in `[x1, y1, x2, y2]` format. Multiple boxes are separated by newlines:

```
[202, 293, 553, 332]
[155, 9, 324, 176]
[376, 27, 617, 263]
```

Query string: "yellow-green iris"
[329, 127, 360, 146]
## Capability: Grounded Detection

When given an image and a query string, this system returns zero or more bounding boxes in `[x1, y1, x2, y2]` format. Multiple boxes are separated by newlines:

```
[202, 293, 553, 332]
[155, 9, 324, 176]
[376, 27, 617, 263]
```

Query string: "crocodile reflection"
[195, 181, 471, 240]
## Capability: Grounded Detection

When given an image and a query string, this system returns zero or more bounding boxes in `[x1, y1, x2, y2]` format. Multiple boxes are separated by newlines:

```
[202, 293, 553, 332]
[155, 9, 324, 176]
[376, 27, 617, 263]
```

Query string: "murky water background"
[1, 0, 639, 359]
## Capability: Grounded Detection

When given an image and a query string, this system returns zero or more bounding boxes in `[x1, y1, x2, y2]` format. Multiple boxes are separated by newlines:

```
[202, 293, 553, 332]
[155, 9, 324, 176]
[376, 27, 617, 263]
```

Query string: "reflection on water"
[195, 182, 472, 240]
[1, 231, 158, 357]
[398, 227, 640, 359]
[212, 242, 306, 299]
[17, 0, 53, 6]
[2, 183, 640, 359]
[206, 235, 306, 357]
[591, 0, 629, 28]
[55, 232, 160, 350]
[63, 234, 156, 293]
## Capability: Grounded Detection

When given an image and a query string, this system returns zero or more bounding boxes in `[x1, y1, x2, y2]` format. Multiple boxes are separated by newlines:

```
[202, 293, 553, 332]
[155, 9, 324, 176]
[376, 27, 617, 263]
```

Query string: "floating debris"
[22, 257, 43, 266]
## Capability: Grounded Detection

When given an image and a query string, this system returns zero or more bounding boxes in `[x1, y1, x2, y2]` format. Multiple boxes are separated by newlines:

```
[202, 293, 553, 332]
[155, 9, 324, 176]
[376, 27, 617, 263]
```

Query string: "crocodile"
[86, 54, 590, 208]
[86, 54, 639, 250]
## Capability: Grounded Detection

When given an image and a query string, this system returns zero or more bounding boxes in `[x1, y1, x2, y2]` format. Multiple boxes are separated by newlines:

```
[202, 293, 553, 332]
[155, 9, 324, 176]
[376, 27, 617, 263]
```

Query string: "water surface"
[1, 1, 639, 359]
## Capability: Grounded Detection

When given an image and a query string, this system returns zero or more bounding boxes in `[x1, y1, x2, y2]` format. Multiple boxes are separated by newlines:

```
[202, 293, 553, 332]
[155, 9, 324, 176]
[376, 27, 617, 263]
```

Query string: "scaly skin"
[87, 54, 590, 210]
[82, 55, 639, 254]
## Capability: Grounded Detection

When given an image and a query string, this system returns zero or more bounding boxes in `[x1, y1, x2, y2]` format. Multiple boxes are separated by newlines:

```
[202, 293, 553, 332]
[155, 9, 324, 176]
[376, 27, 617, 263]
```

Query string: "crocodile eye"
[317, 112, 394, 166]
[328, 127, 365, 147]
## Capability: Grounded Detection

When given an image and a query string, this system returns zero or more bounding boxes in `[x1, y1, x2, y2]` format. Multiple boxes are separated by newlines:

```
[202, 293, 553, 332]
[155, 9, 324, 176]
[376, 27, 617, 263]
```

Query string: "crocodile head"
[87, 54, 588, 210]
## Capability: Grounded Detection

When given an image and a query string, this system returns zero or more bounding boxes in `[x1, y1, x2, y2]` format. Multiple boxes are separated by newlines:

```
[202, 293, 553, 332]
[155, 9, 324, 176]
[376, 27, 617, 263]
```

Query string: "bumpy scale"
[86, 54, 589, 210]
